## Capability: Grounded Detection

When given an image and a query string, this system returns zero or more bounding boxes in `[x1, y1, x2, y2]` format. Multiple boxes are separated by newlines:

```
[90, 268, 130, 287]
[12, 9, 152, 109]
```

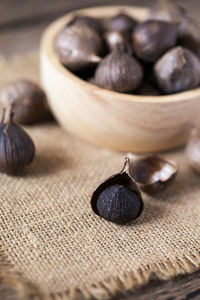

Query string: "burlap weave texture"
[0, 54, 200, 300]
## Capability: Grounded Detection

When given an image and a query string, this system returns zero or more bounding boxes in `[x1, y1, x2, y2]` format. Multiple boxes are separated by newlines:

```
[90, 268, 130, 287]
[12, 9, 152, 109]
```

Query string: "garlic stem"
[4, 105, 13, 124]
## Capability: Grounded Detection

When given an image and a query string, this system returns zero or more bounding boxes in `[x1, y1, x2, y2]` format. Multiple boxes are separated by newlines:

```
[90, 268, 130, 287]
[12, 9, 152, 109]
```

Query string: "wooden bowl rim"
[40, 5, 200, 104]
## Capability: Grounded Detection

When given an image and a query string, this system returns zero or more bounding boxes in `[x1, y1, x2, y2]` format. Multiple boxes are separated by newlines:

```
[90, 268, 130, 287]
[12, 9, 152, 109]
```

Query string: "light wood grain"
[40, 5, 200, 153]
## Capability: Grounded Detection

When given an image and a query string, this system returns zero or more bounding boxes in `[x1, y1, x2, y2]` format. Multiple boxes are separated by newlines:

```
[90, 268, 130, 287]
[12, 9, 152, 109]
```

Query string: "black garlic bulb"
[132, 20, 177, 63]
[148, 0, 200, 56]
[0, 106, 35, 175]
[128, 154, 178, 195]
[68, 15, 103, 35]
[87, 77, 99, 86]
[178, 16, 200, 55]
[105, 30, 131, 51]
[0, 79, 49, 125]
[94, 48, 143, 93]
[185, 128, 200, 173]
[154, 46, 200, 94]
[148, 0, 185, 25]
[56, 22, 103, 72]
[108, 13, 138, 33]
[91, 158, 143, 224]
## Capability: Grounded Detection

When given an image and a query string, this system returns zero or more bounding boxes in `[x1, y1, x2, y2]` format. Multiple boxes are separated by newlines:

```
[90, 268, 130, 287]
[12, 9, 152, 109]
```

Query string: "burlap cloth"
[0, 53, 200, 300]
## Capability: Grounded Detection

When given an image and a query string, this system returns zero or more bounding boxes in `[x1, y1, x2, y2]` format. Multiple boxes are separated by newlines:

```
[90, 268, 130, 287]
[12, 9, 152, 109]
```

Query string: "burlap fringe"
[0, 246, 43, 300]
[0, 247, 199, 300]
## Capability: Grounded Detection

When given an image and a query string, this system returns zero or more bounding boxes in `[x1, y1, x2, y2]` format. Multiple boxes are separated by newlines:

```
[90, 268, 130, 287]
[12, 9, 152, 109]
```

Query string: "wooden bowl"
[40, 6, 200, 153]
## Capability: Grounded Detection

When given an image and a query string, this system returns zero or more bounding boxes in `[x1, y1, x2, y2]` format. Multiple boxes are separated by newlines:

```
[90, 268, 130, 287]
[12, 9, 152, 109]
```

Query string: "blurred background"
[0, 0, 199, 56]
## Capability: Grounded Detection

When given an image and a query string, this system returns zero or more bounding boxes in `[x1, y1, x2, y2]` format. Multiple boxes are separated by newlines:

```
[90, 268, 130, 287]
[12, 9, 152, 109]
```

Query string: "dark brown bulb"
[56, 22, 103, 72]
[0, 107, 35, 175]
[91, 158, 143, 224]
[94, 48, 143, 93]
[135, 82, 161, 96]
[108, 13, 138, 33]
[96, 185, 141, 224]
[128, 154, 178, 195]
[87, 77, 99, 86]
[185, 128, 200, 173]
[154, 46, 200, 94]
[104, 30, 131, 51]
[68, 15, 103, 35]
[132, 20, 177, 63]
[0, 79, 49, 125]
[148, 0, 200, 56]
[148, 0, 185, 25]
[178, 16, 200, 55]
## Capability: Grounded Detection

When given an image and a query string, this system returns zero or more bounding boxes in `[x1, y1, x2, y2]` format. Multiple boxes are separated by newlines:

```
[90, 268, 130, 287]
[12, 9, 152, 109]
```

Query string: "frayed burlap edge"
[1, 246, 199, 300]
[0, 246, 43, 300]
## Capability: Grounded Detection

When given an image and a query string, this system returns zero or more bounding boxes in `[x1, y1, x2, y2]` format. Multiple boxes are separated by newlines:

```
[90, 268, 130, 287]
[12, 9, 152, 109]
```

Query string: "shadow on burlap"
[0, 53, 199, 300]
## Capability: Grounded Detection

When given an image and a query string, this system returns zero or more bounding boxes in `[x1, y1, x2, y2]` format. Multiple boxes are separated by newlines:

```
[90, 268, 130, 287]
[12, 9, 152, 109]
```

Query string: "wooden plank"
[0, 22, 47, 56]
[1, 0, 199, 28]
[120, 271, 200, 300]
[0, 0, 135, 27]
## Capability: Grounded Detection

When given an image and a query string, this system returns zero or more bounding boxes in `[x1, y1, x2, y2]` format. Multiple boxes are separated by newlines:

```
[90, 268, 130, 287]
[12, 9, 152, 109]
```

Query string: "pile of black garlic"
[55, 0, 200, 96]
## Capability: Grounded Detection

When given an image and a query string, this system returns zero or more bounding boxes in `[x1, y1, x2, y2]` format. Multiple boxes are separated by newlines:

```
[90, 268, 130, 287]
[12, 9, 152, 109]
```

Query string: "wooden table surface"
[0, 1, 200, 299]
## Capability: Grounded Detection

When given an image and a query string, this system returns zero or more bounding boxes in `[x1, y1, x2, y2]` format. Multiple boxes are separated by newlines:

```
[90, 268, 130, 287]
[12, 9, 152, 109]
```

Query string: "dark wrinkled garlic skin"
[55, 22, 103, 72]
[69, 15, 103, 35]
[0, 80, 49, 125]
[108, 13, 138, 33]
[128, 155, 178, 195]
[0, 107, 35, 175]
[105, 30, 131, 51]
[132, 20, 177, 63]
[154, 46, 200, 94]
[148, 0, 185, 25]
[91, 159, 143, 224]
[94, 48, 143, 92]
[185, 129, 200, 173]
[96, 185, 142, 224]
